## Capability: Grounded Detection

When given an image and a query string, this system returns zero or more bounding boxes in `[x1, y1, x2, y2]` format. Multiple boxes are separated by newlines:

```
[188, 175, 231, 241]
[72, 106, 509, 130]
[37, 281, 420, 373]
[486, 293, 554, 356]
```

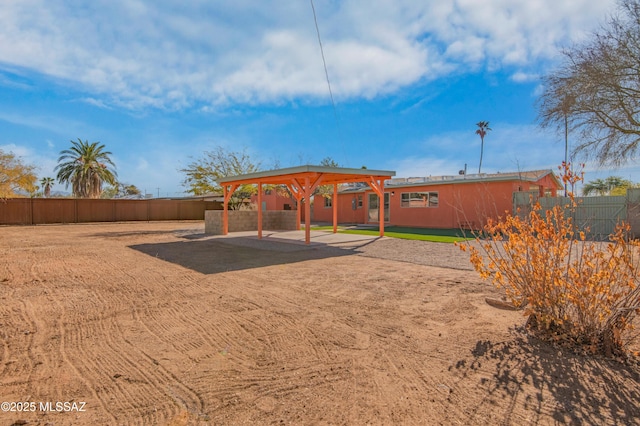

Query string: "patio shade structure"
[217, 165, 396, 244]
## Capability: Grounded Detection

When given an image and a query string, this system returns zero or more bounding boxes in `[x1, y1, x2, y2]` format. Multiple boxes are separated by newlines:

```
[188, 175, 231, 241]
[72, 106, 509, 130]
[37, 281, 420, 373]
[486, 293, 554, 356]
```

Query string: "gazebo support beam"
[287, 181, 304, 230]
[304, 176, 311, 244]
[368, 177, 386, 237]
[222, 184, 239, 235]
[332, 183, 338, 233]
[257, 183, 263, 239]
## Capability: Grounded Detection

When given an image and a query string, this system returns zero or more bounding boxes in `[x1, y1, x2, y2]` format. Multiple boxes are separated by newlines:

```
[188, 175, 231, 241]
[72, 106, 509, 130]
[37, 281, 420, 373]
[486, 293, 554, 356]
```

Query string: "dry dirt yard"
[0, 221, 639, 425]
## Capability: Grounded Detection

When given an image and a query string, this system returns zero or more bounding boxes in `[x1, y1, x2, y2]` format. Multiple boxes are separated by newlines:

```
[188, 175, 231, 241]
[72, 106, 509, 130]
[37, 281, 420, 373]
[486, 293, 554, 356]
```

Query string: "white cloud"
[385, 123, 569, 180]
[510, 71, 539, 83]
[0, 111, 87, 135]
[0, 143, 31, 158]
[0, 143, 57, 178]
[431, 122, 640, 186]
[80, 98, 112, 109]
[0, 0, 617, 109]
[388, 156, 460, 179]
[135, 158, 150, 172]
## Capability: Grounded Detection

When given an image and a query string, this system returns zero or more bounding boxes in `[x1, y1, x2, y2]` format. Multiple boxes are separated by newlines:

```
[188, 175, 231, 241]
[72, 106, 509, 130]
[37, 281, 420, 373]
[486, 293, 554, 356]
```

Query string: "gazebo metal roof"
[218, 165, 395, 185]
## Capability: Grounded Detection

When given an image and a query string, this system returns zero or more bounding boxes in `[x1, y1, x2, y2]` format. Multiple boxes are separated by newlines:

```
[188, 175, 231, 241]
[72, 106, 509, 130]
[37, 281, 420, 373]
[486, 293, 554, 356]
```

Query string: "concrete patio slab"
[208, 229, 381, 249]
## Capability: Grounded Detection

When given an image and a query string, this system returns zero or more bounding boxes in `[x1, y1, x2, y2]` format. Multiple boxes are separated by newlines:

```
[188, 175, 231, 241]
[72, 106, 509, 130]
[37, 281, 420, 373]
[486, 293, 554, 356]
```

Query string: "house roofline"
[337, 169, 562, 193]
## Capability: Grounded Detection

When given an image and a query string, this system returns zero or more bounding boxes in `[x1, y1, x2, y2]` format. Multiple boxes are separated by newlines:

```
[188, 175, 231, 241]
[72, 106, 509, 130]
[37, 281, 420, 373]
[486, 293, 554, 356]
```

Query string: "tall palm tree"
[476, 121, 492, 174]
[55, 139, 117, 198]
[582, 178, 608, 196]
[40, 177, 55, 198]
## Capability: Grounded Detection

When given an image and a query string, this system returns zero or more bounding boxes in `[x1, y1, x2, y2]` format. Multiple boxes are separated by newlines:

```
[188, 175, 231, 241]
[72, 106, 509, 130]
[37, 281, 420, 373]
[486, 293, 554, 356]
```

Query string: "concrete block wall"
[205, 210, 297, 234]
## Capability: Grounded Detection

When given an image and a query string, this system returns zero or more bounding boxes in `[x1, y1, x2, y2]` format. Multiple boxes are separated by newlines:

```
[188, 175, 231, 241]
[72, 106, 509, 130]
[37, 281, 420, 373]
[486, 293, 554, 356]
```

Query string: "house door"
[368, 193, 390, 222]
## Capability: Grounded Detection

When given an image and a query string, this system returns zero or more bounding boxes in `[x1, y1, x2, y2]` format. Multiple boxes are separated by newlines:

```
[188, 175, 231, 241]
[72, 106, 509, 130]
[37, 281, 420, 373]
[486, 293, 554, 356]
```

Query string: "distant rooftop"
[340, 169, 560, 192]
[217, 165, 395, 185]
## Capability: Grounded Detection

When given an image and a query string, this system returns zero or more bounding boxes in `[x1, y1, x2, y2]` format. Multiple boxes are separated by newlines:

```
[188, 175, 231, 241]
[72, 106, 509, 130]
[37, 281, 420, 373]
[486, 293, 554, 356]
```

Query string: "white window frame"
[400, 191, 439, 208]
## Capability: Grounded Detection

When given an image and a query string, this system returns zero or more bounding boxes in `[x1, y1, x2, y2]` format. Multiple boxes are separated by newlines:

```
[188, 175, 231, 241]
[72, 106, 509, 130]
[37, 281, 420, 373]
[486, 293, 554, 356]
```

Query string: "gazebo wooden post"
[368, 177, 385, 238]
[257, 182, 263, 239]
[295, 193, 301, 230]
[288, 180, 303, 231]
[332, 183, 338, 233]
[222, 184, 238, 235]
[304, 176, 311, 244]
[379, 179, 385, 237]
[223, 186, 228, 235]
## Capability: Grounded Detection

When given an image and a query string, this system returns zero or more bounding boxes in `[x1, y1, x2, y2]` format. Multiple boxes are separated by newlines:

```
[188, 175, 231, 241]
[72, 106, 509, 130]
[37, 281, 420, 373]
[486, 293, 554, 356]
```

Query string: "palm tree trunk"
[478, 137, 484, 174]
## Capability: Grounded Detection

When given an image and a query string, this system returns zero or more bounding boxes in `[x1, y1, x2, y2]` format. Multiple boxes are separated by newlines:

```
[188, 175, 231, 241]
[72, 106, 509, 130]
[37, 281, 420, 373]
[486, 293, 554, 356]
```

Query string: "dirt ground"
[1, 221, 639, 426]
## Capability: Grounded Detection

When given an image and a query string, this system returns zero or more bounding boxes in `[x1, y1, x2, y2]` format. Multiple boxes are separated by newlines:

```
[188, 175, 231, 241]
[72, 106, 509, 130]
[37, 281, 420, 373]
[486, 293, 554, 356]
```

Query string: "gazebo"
[217, 165, 396, 244]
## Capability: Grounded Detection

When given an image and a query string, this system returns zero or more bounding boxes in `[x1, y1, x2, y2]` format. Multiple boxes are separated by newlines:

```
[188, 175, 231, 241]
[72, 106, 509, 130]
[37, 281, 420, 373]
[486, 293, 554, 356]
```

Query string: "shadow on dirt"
[88, 227, 208, 240]
[456, 328, 640, 425]
[89, 230, 179, 238]
[129, 237, 356, 274]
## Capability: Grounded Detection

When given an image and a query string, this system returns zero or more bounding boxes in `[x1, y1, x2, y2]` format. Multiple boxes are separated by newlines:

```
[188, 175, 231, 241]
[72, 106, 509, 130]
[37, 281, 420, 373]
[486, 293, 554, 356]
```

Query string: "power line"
[310, 0, 347, 165]
[310, 0, 336, 115]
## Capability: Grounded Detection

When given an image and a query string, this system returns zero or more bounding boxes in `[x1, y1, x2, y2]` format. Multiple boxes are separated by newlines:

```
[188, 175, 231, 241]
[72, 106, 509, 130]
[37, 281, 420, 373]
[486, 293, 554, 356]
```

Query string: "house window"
[400, 192, 439, 208]
[357, 194, 363, 208]
[324, 197, 332, 208]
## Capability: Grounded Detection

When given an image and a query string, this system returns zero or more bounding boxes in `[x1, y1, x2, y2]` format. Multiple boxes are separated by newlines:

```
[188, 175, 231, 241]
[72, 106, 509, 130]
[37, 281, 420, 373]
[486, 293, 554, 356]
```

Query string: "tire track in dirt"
[8, 222, 594, 424]
[201, 263, 427, 422]
[220, 274, 343, 364]
[0, 303, 36, 394]
[29, 260, 120, 423]
[136, 303, 237, 362]
[54, 264, 206, 424]
[100, 260, 214, 415]
[148, 266, 366, 422]
[241, 256, 479, 422]
[20, 298, 68, 401]
[5, 250, 195, 420]
[112, 319, 206, 423]
[0, 306, 9, 380]
[203, 362, 351, 415]
[79, 255, 215, 422]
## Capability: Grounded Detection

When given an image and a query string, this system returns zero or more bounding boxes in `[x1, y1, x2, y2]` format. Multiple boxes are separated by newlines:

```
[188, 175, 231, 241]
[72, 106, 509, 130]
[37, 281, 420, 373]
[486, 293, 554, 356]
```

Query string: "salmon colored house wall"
[313, 173, 560, 229]
[250, 192, 297, 211]
[316, 193, 366, 224]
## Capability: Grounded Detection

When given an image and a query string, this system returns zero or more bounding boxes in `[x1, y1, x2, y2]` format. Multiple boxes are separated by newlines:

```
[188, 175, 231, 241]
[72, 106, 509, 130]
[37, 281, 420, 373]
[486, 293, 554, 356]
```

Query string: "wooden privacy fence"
[0, 198, 222, 225]
[513, 188, 640, 239]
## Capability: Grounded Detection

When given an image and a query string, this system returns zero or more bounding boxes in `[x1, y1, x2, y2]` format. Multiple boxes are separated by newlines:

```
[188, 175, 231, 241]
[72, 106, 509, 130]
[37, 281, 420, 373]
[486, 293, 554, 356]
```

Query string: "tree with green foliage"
[319, 157, 340, 168]
[40, 177, 55, 198]
[538, 0, 640, 166]
[315, 157, 341, 200]
[181, 146, 261, 209]
[101, 182, 142, 199]
[583, 179, 610, 196]
[583, 176, 635, 196]
[476, 121, 491, 173]
[0, 149, 37, 198]
[55, 139, 117, 198]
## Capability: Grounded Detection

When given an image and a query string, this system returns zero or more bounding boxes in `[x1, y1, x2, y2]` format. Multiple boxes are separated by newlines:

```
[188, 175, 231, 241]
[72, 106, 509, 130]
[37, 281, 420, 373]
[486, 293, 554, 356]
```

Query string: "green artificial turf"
[310, 225, 475, 243]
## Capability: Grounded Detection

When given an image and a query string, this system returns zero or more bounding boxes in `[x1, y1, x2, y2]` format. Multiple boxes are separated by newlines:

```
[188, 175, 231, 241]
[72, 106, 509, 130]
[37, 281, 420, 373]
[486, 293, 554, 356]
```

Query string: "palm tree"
[476, 121, 492, 174]
[39, 177, 55, 198]
[55, 139, 117, 198]
[583, 176, 634, 196]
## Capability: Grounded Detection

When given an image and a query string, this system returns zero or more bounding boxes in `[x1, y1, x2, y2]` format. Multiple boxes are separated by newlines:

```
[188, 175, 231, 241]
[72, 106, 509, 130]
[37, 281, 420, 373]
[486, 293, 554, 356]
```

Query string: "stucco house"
[311, 169, 562, 230]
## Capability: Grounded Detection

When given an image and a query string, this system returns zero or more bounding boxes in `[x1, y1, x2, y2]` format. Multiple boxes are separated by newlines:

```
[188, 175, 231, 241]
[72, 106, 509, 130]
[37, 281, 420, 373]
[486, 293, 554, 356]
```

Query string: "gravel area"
[205, 228, 478, 271]
[350, 237, 476, 270]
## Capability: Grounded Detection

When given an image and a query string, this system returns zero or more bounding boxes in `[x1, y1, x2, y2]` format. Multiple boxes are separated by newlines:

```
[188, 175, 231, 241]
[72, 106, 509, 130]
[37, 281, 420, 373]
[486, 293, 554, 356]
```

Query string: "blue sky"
[1, 0, 635, 197]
